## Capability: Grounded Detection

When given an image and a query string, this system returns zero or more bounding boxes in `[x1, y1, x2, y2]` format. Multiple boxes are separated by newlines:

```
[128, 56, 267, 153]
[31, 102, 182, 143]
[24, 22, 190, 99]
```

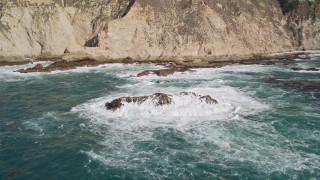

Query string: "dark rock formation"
[179, 92, 197, 96]
[16, 59, 103, 73]
[105, 93, 172, 111]
[277, 0, 300, 14]
[266, 78, 320, 91]
[84, 35, 99, 47]
[200, 95, 218, 104]
[179, 92, 218, 104]
[120, 0, 136, 18]
[17, 64, 50, 73]
[105, 92, 218, 111]
[153, 93, 172, 106]
[105, 99, 124, 111]
[291, 67, 319, 71]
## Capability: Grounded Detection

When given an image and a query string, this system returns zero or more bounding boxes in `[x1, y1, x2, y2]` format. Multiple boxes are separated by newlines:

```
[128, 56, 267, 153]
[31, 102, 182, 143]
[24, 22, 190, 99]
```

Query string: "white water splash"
[71, 87, 269, 130]
[67, 62, 320, 178]
[0, 61, 52, 82]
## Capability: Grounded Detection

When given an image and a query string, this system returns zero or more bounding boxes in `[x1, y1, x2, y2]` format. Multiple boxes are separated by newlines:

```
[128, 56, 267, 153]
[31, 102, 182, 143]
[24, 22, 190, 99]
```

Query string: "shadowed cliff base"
[14, 51, 314, 74]
[1, 0, 319, 70]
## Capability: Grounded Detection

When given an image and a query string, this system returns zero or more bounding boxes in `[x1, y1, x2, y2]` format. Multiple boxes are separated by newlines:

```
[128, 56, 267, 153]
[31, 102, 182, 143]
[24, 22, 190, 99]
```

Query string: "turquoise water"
[0, 56, 319, 179]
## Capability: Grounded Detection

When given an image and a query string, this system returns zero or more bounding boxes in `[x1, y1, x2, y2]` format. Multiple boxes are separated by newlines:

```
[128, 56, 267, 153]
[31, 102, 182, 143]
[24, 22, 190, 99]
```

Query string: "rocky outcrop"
[137, 67, 190, 77]
[291, 67, 319, 71]
[16, 63, 49, 73]
[105, 92, 217, 111]
[0, 0, 299, 64]
[105, 93, 172, 111]
[16, 59, 104, 73]
[200, 95, 218, 104]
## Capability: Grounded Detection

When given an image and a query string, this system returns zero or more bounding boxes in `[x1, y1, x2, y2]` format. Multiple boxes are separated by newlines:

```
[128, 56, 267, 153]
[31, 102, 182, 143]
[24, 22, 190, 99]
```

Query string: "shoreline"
[2, 50, 320, 73]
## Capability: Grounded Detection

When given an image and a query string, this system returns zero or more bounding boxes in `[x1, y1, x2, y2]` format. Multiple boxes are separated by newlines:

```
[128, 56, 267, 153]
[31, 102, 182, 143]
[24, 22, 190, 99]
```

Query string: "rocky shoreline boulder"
[16, 59, 104, 73]
[291, 67, 319, 71]
[16, 64, 50, 73]
[105, 92, 217, 111]
[137, 67, 190, 77]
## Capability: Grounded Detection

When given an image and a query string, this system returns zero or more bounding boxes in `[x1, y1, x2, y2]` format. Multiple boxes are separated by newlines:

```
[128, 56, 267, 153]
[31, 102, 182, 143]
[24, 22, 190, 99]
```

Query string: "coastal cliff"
[0, 0, 319, 64]
[286, 1, 320, 50]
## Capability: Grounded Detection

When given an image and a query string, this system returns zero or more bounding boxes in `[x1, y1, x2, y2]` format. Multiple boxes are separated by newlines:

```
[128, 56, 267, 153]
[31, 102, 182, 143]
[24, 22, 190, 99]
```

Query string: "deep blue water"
[0, 56, 319, 179]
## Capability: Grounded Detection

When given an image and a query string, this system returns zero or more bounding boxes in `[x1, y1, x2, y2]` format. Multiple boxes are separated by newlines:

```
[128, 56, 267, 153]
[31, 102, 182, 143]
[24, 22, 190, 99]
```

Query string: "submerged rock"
[200, 95, 218, 104]
[105, 92, 217, 111]
[153, 93, 172, 106]
[266, 78, 320, 91]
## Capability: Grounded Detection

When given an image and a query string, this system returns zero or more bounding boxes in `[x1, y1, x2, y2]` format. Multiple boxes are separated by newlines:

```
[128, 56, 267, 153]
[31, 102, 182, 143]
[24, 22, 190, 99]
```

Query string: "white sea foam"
[71, 63, 271, 130]
[2, 58, 319, 178]
[82, 116, 320, 177]
[67, 63, 320, 177]
[312, 53, 320, 57]
[0, 61, 52, 82]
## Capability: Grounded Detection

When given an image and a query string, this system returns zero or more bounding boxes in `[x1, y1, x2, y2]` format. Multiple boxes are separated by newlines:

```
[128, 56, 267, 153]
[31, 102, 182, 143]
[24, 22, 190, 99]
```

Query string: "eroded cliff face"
[0, 0, 314, 63]
[0, 0, 130, 62]
[286, 2, 320, 50]
[101, 0, 294, 62]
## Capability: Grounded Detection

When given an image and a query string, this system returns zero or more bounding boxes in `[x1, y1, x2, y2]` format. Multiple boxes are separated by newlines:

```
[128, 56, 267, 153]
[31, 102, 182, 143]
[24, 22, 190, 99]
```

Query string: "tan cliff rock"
[286, 2, 320, 50]
[0, 0, 317, 64]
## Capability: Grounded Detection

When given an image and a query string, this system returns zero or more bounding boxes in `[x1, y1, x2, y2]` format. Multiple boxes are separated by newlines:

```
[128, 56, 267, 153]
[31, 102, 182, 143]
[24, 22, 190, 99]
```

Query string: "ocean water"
[0, 55, 319, 179]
